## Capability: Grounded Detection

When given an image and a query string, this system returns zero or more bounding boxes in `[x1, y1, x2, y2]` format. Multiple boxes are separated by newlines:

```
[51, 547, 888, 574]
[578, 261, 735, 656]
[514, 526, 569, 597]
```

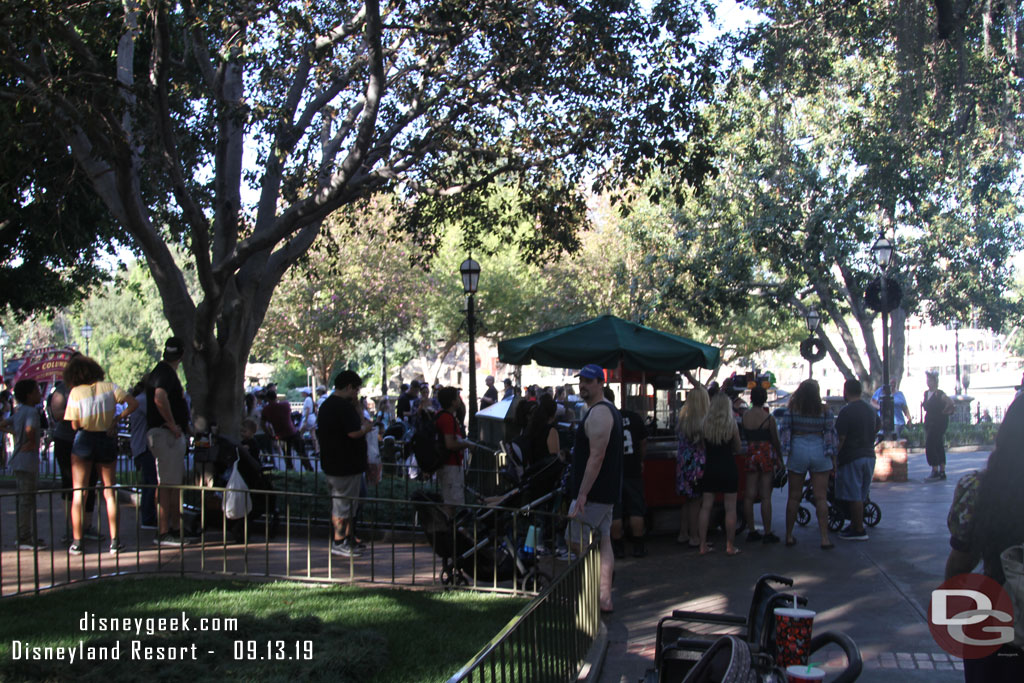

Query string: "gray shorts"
[565, 500, 613, 549]
[326, 474, 362, 519]
[437, 465, 465, 507]
[147, 428, 186, 485]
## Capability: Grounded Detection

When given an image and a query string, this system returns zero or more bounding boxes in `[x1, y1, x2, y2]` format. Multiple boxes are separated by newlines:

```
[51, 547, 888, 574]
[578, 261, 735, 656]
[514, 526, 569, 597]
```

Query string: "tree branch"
[152, 4, 215, 296]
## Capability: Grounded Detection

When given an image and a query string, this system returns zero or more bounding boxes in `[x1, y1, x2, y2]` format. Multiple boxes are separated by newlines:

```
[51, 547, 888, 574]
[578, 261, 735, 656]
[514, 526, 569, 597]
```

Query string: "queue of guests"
[675, 377, 884, 554]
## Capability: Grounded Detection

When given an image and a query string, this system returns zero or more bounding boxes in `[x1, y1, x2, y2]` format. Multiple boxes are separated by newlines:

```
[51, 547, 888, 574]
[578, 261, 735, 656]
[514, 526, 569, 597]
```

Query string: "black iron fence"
[0, 482, 578, 598]
[446, 520, 601, 683]
[2, 448, 601, 682]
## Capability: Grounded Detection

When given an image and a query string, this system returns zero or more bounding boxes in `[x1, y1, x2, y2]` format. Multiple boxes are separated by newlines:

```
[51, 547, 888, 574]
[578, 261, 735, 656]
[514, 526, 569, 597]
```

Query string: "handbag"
[1000, 543, 1024, 647]
[772, 461, 788, 489]
[224, 460, 252, 520]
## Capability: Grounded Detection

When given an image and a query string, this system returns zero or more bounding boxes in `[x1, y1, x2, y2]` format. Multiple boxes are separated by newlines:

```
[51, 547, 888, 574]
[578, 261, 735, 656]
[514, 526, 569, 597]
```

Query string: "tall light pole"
[460, 258, 481, 439]
[805, 308, 821, 379]
[872, 234, 896, 440]
[81, 321, 93, 356]
[0, 328, 8, 388]
[953, 321, 962, 396]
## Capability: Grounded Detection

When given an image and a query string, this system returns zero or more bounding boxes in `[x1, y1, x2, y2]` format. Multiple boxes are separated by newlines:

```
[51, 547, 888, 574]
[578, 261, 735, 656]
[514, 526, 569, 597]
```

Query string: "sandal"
[699, 546, 715, 555]
[726, 547, 742, 556]
[785, 538, 797, 547]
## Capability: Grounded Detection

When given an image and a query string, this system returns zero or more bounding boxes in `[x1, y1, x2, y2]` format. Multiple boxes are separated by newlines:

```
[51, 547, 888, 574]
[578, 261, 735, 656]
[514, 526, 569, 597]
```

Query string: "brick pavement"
[597, 448, 991, 682]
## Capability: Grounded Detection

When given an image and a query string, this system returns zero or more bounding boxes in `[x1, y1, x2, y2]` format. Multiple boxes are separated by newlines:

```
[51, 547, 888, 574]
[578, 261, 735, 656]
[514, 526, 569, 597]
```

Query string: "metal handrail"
[446, 527, 601, 683]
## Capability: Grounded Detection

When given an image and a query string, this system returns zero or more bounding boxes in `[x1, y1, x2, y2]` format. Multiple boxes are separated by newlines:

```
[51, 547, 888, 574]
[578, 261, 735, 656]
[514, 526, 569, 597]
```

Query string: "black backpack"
[413, 413, 447, 475]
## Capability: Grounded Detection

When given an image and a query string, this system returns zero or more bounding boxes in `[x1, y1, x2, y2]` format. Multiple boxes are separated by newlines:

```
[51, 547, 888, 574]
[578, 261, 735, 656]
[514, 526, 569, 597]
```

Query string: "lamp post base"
[873, 440, 908, 482]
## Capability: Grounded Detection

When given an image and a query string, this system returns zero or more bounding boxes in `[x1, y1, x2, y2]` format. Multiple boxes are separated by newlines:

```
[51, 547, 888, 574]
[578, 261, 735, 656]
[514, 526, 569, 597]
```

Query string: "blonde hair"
[703, 393, 737, 444]
[677, 386, 710, 441]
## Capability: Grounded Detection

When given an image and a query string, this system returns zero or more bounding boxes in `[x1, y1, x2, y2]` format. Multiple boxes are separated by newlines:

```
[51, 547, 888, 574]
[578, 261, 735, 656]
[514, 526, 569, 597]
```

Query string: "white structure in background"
[242, 318, 1021, 424]
[903, 317, 1021, 422]
[755, 316, 1021, 422]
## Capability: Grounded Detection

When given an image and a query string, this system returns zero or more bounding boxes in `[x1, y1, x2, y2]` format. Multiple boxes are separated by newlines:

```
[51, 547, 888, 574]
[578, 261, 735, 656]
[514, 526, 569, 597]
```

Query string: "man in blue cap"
[566, 363, 623, 614]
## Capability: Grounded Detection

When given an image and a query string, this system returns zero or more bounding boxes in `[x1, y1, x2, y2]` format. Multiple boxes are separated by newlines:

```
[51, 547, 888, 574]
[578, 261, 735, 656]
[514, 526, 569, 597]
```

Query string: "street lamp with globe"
[460, 258, 481, 439]
[799, 308, 826, 379]
[0, 328, 8, 387]
[81, 321, 94, 356]
[871, 234, 897, 440]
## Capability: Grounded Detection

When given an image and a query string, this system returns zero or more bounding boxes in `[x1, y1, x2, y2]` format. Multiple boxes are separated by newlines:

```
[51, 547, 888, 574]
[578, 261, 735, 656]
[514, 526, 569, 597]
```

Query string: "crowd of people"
[674, 374, 940, 554]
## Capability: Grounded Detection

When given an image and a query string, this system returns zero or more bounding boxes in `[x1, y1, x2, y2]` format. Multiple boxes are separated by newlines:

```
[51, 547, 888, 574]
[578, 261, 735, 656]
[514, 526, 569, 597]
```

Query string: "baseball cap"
[163, 337, 185, 361]
[576, 364, 605, 381]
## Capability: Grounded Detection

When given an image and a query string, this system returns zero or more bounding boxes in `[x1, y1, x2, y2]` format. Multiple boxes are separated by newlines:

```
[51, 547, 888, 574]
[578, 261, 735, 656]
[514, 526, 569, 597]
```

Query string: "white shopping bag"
[224, 461, 252, 520]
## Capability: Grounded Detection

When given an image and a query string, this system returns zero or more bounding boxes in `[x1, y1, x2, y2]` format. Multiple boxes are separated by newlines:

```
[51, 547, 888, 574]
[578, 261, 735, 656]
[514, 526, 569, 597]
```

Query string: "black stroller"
[797, 474, 881, 531]
[645, 574, 862, 682]
[411, 456, 564, 590]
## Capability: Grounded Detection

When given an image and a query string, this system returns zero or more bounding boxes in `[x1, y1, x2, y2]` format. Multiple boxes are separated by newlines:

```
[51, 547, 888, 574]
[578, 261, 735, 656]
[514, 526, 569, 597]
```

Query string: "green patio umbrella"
[497, 314, 720, 372]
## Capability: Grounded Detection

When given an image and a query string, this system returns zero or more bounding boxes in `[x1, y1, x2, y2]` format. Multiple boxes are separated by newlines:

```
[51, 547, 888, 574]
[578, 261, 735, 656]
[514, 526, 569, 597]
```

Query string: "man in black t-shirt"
[395, 380, 419, 422]
[317, 370, 371, 558]
[605, 387, 648, 559]
[145, 337, 195, 546]
[479, 375, 499, 409]
[835, 379, 880, 541]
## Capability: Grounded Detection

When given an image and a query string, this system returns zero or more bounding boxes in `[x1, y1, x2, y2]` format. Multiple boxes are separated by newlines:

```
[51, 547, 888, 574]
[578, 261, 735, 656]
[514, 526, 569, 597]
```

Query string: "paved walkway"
[598, 448, 990, 682]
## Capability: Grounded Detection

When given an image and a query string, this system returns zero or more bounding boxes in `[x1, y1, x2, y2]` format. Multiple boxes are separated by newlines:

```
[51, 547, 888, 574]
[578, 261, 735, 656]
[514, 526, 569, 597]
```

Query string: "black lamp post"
[872, 234, 896, 440]
[81, 321, 94, 356]
[953, 321, 962, 396]
[805, 308, 821, 379]
[460, 258, 481, 439]
[0, 328, 8, 387]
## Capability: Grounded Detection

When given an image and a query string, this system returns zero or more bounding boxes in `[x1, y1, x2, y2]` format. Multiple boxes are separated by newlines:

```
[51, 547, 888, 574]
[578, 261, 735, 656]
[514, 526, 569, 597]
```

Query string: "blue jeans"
[134, 450, 158, 526]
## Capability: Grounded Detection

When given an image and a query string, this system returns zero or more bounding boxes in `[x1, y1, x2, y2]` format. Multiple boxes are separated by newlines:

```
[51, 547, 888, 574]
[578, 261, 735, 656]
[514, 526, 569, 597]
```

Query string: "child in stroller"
[796, 472, 881, 532]
[411, 455, 564, 590]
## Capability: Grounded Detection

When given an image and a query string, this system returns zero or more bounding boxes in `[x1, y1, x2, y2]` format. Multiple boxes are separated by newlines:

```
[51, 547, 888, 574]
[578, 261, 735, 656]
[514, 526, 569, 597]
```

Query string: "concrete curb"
[578, 621, 609, 682]
[906, 445, 993, 454]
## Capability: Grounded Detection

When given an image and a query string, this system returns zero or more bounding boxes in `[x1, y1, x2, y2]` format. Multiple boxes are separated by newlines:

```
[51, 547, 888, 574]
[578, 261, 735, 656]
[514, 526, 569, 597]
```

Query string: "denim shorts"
[835, 457, 875, 502]
[786, 435, 832, 474]
[71, 430, 118, 464]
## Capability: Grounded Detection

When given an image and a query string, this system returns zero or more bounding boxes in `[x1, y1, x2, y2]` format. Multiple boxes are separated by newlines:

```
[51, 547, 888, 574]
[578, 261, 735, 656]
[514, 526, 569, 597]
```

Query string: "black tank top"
[570, 401, 624, 505]
[742, 414, 772, 442]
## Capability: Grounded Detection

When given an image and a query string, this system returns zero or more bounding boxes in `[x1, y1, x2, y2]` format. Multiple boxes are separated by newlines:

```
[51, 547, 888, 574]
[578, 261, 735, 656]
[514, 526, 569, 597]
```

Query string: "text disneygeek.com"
[4, 611, 331, 664]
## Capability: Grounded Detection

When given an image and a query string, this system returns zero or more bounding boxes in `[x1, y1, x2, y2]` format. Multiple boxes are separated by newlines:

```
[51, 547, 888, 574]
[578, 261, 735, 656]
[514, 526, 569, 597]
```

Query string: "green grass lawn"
[0, 578, 525, 683]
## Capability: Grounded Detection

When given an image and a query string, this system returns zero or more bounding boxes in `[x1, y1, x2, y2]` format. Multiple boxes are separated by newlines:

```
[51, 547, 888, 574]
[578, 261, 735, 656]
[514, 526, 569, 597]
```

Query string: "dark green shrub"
[901, 422, 999, 448]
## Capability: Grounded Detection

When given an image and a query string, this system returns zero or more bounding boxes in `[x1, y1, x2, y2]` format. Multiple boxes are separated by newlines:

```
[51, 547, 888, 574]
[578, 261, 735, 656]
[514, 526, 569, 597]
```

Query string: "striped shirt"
[64, 382, 129, 432]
